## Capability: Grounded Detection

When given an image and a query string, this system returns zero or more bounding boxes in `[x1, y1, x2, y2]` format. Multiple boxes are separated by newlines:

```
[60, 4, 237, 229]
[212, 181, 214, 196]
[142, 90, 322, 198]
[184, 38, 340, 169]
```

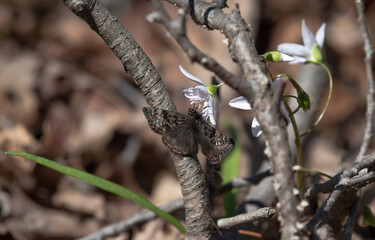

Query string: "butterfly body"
[143, 107, 234, 164]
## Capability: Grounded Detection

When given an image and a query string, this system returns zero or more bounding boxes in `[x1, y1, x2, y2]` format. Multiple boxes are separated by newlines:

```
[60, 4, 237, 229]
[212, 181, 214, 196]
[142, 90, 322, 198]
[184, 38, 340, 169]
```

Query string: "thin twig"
[304, 173, 341, 199]
[220, 169, 271, 193]
[221, 228, 269, 239]
[355, 0, 375, 162]
[77, 199, 184, 240]
[217, 207, 276, 229]
[343, 197, 359, 240]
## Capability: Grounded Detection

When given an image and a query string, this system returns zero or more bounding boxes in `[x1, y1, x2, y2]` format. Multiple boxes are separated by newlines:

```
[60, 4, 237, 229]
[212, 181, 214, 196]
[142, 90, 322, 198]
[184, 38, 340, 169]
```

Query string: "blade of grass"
[5, 151, 186, 234]
[221, 121, 241, 217]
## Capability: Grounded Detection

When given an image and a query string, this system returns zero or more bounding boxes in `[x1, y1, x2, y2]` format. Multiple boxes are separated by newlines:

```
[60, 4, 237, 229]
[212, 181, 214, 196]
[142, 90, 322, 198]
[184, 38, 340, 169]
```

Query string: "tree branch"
[354, 0, 375, 162]
[217, 207, 276, 229]
[343, 197, 359, 240]
[220, 169, 271, 193]
[148, 0, 242, 86]
[64, 0, 175, 109]
[304, 173, 341, 200]
[62, 1, 214, 238]
[306, 153, 375, 233]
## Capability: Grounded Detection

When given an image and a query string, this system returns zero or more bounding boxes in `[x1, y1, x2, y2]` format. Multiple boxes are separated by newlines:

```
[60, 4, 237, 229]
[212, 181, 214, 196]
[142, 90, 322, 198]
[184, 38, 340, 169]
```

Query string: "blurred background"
[0, 0, 375, 239]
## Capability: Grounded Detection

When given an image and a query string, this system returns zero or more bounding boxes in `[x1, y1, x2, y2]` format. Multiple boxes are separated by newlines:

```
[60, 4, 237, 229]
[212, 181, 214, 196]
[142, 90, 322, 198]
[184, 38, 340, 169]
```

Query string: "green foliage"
[285, 74, 311, 111]
[363, 205, 375, 227]
[296, 89, 311, 111]
[221, 122, 241, 217]
[5, 151, 186, 234]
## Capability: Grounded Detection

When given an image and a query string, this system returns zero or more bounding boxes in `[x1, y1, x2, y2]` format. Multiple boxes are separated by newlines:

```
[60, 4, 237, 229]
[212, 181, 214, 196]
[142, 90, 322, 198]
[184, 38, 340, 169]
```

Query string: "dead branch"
[306, 153, 375, 234]
[148, 0, 242, 85]
[220, 168, 271, 194]
[343, 197, 359, 240]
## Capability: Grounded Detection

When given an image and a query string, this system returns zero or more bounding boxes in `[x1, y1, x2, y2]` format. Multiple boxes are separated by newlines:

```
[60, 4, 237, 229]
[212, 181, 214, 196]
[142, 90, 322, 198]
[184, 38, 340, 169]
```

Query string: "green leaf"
[363, 205, 375, 227]
[5, 151, 186, 234]
[221, 122, 241, 217]
[286, 74, 311, 112]
[296, 89, 311, 111]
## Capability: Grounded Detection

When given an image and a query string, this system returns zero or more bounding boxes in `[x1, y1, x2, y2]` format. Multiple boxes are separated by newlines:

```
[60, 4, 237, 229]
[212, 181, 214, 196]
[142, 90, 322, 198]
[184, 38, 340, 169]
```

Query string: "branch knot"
[67, 0, 97, 14]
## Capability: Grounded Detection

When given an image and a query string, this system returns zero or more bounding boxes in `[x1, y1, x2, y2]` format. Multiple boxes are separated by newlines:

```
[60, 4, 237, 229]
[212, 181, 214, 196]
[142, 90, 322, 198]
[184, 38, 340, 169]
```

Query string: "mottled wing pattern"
[161, 124, 198, 156]
[142, 107, 198, 155]
[143, 107, 234, 164]
[143, 107, 188, 134]
[195, 118, 235, 164]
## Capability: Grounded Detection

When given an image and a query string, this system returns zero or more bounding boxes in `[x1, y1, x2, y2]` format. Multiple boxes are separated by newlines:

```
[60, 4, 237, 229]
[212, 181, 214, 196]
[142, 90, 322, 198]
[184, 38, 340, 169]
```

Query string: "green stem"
[267, 69, 275, 80]
[284, 95, 298, 100]
[282, 98, 303, 190]
[276, 74, 304, 93]
[291, 106, 301, 115]
[300, 63, 333, 137]
[296, 167, 332, 179]
[284, 95, 301, 114]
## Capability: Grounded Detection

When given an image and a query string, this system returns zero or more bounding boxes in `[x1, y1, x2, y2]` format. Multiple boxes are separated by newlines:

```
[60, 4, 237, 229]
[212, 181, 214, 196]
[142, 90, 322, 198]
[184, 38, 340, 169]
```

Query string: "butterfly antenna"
[200, 201, 222, 236]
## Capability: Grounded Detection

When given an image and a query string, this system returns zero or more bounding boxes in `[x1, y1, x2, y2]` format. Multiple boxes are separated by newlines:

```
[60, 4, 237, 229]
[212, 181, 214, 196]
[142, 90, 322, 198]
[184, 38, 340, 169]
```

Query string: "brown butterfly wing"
[195, 119, 234, 164]
[143, 107, 198, 155]
[161, 124, 198, 156]
[143, 107, 187, 134]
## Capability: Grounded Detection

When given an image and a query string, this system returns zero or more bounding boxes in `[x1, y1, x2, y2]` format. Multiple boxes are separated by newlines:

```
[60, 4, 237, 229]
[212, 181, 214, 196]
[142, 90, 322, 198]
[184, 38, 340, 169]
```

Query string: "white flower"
[277, 19, 326, 64]
[180, 65, 217, 125]
[229, 96, 262, 137]
[229, 78, 289, 137]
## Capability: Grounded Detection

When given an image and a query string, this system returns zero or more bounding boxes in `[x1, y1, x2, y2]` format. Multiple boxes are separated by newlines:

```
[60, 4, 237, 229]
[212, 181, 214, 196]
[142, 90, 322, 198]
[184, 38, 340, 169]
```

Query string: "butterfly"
[142, 107, 234, 164]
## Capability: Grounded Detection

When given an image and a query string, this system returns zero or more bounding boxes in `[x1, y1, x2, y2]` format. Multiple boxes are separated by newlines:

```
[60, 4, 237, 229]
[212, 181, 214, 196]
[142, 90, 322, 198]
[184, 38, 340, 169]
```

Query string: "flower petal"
[229, 96, 252, 110]
[277, 43, 310, 57]
[203, 98, 216, 125]
[280, 53, 295, 62]
[179, 65, 205, 85]
[288, 55, 308, 64]
[315, 23, 326, 48]
[183, 85, 209, 102]
[251, 117, 262, 137]
[301, 19, 316, 50]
